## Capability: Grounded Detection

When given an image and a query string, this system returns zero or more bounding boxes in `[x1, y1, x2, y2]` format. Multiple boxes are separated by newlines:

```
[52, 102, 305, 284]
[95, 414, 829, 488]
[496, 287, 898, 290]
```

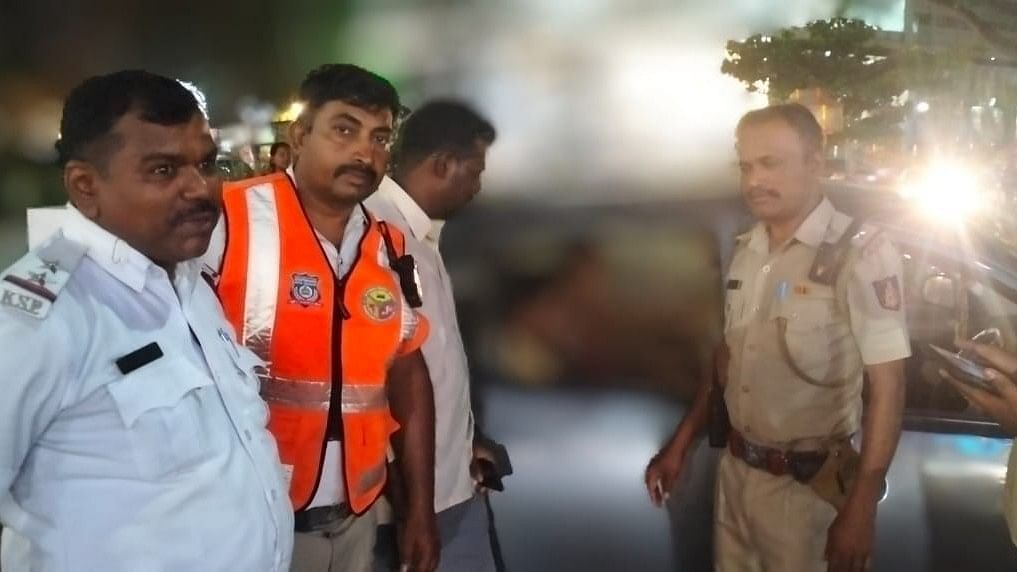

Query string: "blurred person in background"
[264, 141, 292, 174]
[0, 70, 293, 571]
[940, 339, 1017, 546]
[366, 100, 504, 572]
[646, 104, 910, 572]
[202, 64, 439, 572]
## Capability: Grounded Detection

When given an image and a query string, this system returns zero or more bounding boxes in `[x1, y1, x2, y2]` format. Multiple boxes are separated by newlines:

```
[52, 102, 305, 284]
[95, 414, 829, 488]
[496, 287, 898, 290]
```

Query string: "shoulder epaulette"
[0, 237, 86, 319]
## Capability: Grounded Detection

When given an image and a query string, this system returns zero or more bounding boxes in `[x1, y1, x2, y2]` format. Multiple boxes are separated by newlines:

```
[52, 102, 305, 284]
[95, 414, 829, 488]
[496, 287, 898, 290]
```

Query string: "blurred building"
[905, 0, 1017, 53]
[904, 0, 1017, 149]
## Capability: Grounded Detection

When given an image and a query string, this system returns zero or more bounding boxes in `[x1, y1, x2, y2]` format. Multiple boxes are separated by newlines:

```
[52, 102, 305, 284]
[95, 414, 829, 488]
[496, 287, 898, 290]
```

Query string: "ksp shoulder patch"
[0, 238, 85, 319]
[872, 275, 902, 311]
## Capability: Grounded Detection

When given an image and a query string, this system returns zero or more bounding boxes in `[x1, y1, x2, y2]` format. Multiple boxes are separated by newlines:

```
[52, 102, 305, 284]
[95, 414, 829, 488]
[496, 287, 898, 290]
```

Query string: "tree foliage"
[723, 19, 897, 119]
[722, 18, 967, 138]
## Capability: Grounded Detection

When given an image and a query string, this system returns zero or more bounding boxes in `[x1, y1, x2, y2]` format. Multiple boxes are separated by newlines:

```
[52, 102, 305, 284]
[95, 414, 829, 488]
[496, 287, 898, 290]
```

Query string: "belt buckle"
[744, 445, 762, 467]
[765, 451, 789, 475]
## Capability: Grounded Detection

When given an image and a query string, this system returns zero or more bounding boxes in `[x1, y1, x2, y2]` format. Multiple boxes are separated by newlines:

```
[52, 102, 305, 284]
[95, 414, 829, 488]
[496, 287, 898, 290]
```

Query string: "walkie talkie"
[808, 218, 864, 286]
[390, 252, 423, 309]
[375, 216, 423, 309]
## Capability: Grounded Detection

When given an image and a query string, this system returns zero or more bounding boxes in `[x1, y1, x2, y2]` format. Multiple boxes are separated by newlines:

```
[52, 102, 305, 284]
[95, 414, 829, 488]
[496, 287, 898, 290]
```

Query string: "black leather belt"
[728, 430, 828, 482]
[294, 503, 352, 532]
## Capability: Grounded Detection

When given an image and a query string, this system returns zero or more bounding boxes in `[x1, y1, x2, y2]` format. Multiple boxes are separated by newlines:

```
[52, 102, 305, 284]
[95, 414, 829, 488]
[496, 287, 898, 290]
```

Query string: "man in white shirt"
[0, 70, 293, 571]
[366, 100, 502, 572]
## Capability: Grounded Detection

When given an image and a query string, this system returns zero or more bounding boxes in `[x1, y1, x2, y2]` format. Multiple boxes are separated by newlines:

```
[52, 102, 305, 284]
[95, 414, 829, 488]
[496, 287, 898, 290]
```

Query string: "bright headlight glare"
[899, 162, 983, 224]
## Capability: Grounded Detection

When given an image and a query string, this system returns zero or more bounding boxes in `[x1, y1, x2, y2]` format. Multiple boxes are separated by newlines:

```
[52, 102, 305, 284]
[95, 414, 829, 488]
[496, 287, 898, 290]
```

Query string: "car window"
[892, 227, 1017, 424]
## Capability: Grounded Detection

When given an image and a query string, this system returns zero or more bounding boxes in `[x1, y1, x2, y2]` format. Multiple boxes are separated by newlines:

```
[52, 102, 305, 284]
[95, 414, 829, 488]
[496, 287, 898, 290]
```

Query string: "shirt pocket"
[106, 356, 215, 479]
[771, 287, 838, 374]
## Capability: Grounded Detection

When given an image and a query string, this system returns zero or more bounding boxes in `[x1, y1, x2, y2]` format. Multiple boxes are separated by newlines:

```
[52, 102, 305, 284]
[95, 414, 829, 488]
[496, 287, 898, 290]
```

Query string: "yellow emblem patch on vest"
[362, 287, 397, 322]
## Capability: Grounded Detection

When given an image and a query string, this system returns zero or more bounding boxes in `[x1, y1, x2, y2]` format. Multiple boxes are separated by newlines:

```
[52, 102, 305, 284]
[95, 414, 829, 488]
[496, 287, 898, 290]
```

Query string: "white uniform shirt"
[0, 206, 293, 571]
[366, 176, 476, 513]
[202, 181, 418, 509]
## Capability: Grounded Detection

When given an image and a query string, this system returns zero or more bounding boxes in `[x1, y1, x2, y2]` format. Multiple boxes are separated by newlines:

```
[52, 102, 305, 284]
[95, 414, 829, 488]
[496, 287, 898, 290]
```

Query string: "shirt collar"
[744, 224, 769, 255]
[428, 220, 446, 243]
[375, 176, 437, 242]
[59, 205, 197, 293]
[744, 196, 836, 254]
[287, 165, 372, 243]
[793, 197, 836, 248]
[310, 200, 369, 244]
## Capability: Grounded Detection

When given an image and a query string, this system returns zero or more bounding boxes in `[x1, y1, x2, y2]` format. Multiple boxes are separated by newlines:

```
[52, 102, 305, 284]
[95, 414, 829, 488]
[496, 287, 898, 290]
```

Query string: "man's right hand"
[644, 443, 685, 507]
[399, 510, 440, 572]
[644, 342, 724, 507]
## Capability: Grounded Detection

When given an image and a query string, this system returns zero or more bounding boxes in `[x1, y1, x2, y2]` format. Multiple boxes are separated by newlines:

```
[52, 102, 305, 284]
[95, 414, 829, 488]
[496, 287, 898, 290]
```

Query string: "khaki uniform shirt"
[723, 198, 911, 448]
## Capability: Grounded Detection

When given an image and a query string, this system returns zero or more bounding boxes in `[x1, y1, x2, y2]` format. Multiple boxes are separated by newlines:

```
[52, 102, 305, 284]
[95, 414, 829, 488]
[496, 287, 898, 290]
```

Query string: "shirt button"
[762, 265, 771, 273]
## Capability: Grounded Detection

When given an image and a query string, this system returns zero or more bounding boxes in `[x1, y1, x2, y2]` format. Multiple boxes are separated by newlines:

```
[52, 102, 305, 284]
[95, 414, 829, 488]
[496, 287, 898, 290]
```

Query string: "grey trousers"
[435, 494, 498, 572]
[292, 504, 378, 572]
[374, 494, 499, 572]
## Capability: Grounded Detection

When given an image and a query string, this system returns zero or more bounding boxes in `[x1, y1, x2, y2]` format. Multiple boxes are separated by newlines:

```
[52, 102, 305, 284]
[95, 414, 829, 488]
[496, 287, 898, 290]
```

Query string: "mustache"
[746, 187, 780, 199]
[332, 163, 379, 184]
[170, 200, 220, 226]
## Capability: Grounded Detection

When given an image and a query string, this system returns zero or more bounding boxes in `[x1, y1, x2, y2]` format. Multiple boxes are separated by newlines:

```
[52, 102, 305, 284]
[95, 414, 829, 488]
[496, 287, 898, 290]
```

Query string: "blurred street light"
[277, 101, 305, 123]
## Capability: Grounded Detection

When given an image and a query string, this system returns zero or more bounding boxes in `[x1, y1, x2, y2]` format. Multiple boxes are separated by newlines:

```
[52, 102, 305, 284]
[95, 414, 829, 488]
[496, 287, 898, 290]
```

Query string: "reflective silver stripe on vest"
[357, 461, 387, 495]
[243, 183, 280, 360]
[341, 383, 389, 413]
[259, 375, 388, 413]
[259, 374, 331, 410]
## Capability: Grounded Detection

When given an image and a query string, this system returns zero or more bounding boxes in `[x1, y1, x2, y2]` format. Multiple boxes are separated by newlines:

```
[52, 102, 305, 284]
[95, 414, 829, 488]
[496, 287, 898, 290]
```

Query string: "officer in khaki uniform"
[647, 103, 910, 572]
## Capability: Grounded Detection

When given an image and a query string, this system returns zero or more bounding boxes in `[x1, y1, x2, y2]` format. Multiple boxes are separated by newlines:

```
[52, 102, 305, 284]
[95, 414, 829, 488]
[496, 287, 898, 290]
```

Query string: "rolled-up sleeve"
[396, 292, 429, 356]
[0, 313, 70, 497]
[847, 232, 912, 366]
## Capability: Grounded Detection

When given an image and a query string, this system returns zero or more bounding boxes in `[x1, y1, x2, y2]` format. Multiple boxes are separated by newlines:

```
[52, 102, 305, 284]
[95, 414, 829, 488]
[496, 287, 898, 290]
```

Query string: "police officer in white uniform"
[0, 70, 293, 571]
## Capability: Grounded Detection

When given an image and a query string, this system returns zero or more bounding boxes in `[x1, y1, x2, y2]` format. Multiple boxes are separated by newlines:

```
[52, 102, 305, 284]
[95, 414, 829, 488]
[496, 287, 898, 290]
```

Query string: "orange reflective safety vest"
[216, 173, 427, 514]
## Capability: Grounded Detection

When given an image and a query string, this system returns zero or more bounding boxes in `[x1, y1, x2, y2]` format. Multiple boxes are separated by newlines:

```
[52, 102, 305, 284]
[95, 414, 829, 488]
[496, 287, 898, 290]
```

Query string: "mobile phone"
[929, 344, 998, 395]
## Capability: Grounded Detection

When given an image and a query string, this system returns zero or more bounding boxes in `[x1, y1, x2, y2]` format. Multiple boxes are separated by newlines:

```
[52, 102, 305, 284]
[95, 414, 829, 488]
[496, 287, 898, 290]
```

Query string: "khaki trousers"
[291, 504, 379, 572]
[714, 449, 837, 572]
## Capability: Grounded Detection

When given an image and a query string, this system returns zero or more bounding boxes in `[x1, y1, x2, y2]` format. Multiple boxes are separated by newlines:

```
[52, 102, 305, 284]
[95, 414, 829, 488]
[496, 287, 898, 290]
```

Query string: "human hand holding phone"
[929, 344, 998, 394]
[937, 340, 1017, 436]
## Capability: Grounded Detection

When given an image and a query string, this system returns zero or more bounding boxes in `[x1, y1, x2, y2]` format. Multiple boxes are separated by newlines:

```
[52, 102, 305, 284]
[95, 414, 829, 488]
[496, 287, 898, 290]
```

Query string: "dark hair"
[298, 64, 402, 123]
[56, 70, 202, 168]
[736, 103, 824, 156]
[391, 99, 496, 172]
[269, 141, 291, 156]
